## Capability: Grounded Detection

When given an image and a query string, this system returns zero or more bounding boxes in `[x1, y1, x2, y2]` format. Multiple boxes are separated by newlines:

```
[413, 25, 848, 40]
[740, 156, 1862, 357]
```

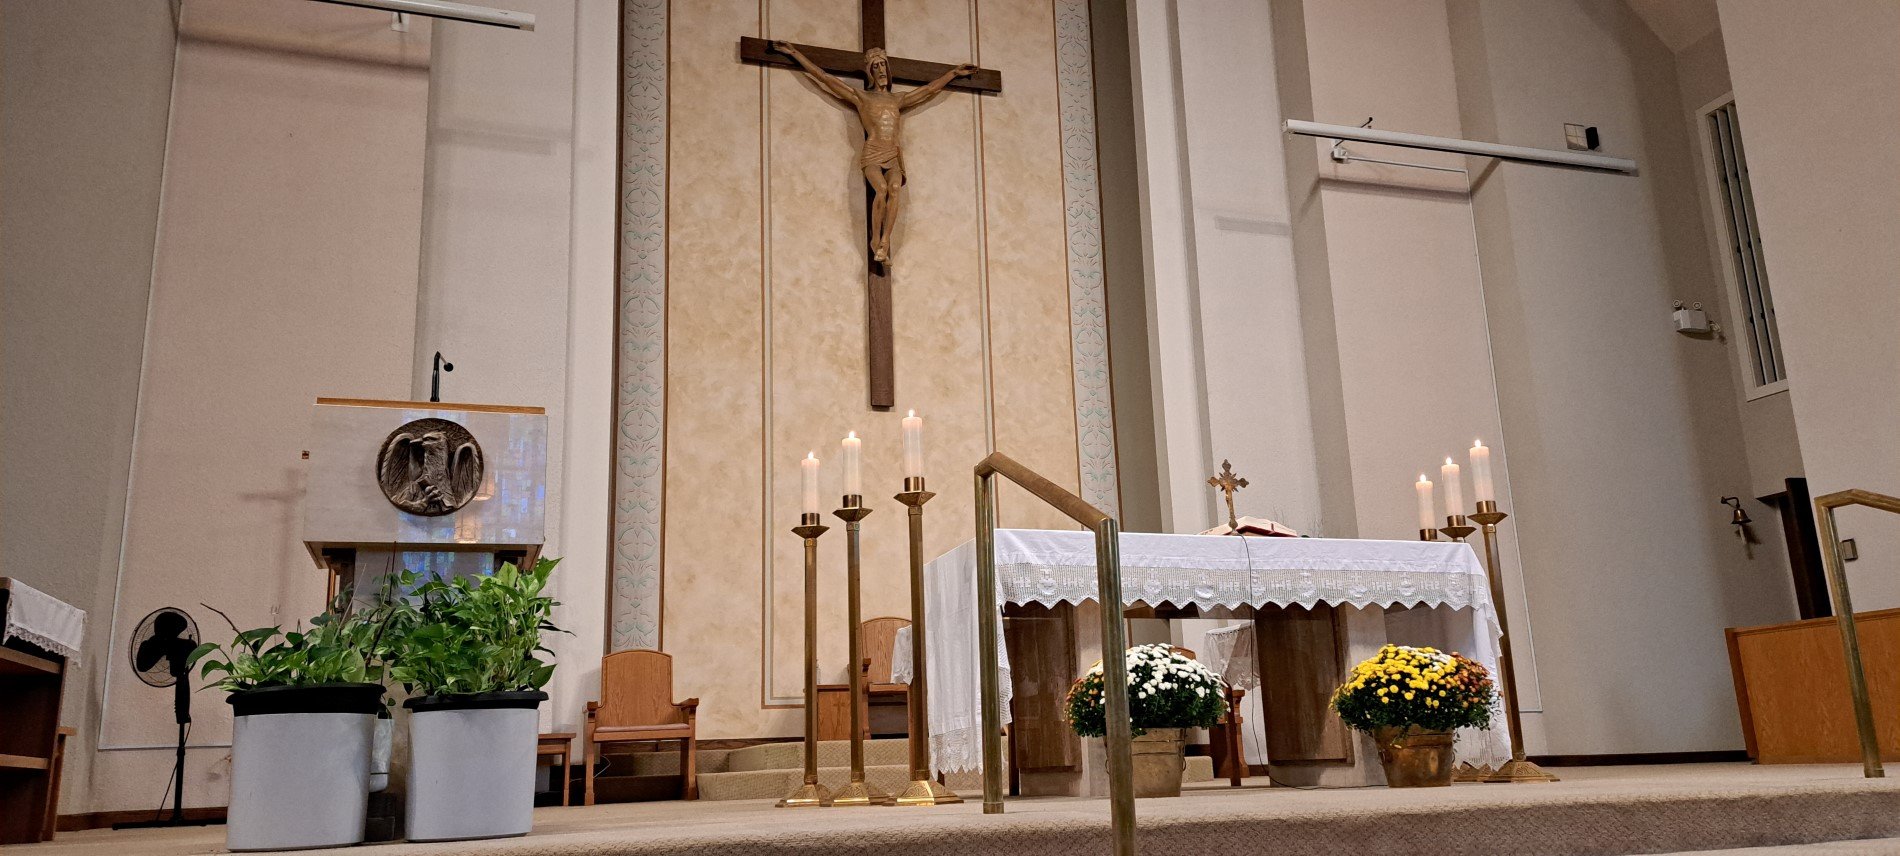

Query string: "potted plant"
[188, 586, 401, 852]
[1330, 644, 1497, 787]
[1065, 643, 1228, 798]
[389, 559, 562, 842]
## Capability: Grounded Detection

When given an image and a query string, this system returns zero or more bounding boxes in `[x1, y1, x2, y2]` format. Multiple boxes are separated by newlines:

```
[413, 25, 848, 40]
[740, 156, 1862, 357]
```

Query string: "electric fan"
[115, 607, 220, 829]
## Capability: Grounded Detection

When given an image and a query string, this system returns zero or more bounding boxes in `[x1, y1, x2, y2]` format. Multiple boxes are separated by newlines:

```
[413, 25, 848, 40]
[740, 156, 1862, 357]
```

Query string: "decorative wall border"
[612, 0, 668, 652]
[1054, 0, 1120, 517]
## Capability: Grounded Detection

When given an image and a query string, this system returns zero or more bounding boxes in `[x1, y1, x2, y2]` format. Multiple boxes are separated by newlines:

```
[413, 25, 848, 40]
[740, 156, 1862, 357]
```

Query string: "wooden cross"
[739, 0, 1001, 410]
[1207, 460, 1249, 531]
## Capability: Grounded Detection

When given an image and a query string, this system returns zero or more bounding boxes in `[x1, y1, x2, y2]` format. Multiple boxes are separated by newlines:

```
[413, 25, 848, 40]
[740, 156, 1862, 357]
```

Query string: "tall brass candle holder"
[1433, 513, 1484, 782]
[831, 495, 892, 806]
[779, 513, 833, 808]
[893, 477, 962, 806]
[1470, 499, 1558, 783]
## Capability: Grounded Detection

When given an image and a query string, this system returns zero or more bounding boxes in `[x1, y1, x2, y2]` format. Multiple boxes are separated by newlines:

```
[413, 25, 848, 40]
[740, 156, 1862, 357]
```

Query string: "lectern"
[302, 398, 548, 599]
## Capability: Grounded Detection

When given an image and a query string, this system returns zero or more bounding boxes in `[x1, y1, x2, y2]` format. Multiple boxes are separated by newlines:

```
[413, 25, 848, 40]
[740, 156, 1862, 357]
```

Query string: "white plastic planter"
[404, 691, 547, 842]
[369, 715, 393, 792]
[225, 683, 384, 852]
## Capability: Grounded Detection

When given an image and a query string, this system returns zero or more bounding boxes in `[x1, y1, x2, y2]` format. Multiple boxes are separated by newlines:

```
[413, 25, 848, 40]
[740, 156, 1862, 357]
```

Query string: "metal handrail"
[975, 452, 1135, 856]
[1815, 488, 1900, 778]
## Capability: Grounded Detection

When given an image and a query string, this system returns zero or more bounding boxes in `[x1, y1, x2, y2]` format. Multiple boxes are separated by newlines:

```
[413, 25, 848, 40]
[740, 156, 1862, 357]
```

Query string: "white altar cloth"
[1, 577, 86, 662]
[919, 529, 1510, 774]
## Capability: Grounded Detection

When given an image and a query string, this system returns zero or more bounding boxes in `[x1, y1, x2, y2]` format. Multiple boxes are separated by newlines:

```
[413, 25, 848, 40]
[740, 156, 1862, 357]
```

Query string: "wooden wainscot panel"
[1255, 603, 1352, 764]
[1728, 608, 1900, 764]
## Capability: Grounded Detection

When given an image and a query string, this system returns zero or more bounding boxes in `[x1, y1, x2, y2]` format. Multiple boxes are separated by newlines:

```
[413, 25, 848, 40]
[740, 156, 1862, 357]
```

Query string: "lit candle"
[1440, 457, 1463, 519]
[801, 452, 821, 516]
[842, 431, 863, 497]
[902, 410, 924, 479]
[1415, 474, 1435, 532]
[1470, 439, 1495, 504]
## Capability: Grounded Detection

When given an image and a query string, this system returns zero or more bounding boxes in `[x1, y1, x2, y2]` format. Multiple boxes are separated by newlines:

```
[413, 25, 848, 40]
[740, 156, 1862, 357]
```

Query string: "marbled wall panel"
[665, 0, 1096, 738]
[661, 0, 769, 734]
[764, 0, 863, 705]
[978, 0, 1083, 529]
[879, 0, 990, 668]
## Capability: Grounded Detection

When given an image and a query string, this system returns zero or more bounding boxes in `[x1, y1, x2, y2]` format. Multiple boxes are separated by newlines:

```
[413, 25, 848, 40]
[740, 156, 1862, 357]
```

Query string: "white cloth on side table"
[1, 577, 87, 661]
[921, 529, 1510, 774]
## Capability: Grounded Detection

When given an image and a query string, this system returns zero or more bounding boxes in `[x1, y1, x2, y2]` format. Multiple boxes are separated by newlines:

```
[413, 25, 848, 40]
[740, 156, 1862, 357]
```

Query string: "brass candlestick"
[893, 477, 962, 805]
[1439, 514, 1476, 542]
[1470, 499, 1558, 784]
[831, 495, 892, 806]
[779, 513, 833, 808]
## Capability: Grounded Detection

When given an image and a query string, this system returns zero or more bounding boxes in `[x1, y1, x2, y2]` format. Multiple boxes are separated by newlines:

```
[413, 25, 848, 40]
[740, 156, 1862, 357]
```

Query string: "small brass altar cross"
[1207, 460, 1249, 531]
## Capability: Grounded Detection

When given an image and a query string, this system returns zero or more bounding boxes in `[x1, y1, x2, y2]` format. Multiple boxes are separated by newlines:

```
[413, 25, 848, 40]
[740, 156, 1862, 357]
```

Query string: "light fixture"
[1721, 496, 1751, 527]
[308, 0, 535, 31]
[1285, 118, 1636, 174]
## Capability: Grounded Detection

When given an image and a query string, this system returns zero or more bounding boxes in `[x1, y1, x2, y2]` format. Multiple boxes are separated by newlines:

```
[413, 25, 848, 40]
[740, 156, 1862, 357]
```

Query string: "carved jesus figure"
[773, 41, 975, 264]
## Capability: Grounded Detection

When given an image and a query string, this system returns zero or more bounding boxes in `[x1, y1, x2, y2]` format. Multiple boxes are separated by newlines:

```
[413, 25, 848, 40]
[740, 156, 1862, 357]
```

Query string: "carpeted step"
[610, 747, 734, 777]
[724, 738, 910, 772]
[697, 763, 989, 802]
[695, 755, 1211, 801]
[610, 739, 1208, 787]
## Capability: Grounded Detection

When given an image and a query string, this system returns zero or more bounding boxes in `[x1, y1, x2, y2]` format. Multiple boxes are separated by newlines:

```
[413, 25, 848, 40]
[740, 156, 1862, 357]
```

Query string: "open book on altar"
[1199, 516, 1300, 537]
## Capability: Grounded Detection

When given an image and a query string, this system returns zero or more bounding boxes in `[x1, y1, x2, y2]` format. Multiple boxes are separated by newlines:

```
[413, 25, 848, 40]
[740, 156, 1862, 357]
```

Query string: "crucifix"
[739, 1, 1002, 410]
[1207, 460, 1249, 531]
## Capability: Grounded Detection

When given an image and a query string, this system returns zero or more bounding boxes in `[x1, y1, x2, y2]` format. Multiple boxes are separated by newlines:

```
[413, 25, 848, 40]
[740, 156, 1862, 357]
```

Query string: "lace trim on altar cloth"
[2, 624, 81, 662]
[995, 561, 1493, 620]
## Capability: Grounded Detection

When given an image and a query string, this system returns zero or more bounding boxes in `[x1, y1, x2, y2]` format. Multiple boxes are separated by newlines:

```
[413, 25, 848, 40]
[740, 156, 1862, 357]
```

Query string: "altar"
[913, 529, 1511, 793]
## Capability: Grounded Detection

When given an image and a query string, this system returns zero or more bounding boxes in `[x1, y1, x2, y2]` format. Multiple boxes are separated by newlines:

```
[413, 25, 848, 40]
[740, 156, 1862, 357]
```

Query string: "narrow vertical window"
[1708, 102, 1786, 388]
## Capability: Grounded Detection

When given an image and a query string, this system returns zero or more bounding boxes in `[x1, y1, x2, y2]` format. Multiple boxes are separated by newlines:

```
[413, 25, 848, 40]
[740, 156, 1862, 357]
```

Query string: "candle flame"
[847, 431, 857, 440]
[907, 409, 916, 418]
[806, 451, 816, 460]
[1418, 473, 1429, 483]
[1445, 456, 1455, 466]
[1474, 439, 1484, 448]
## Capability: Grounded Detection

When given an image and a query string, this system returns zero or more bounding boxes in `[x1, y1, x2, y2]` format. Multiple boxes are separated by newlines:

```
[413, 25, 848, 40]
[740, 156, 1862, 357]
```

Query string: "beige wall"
[1270, 0, 1544, 731]
[80, 0, 430, 813]
[1447, 0, 1793, 754]
[1672, 25, 1806, 504]
[410, 0, 618, 737]
[1718, 0, 1900, 611]
[663, 0, 1083, 738]
[0, 0, 177, 814]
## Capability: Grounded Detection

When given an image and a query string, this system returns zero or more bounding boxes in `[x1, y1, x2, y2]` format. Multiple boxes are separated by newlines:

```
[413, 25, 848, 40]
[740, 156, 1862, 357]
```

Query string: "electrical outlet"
[1841, 538, 1859, 561]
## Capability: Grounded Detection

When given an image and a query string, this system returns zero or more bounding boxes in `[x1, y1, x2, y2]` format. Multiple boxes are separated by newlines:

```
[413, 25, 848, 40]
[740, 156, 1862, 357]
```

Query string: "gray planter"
[403, 691, 546, 842]
[225, 683, 384, 852]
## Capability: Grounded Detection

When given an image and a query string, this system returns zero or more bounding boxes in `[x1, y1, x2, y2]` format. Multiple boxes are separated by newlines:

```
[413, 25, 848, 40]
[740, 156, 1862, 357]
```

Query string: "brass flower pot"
[1130, 728, 1186, 798]
[1373, 726, 1457, 788]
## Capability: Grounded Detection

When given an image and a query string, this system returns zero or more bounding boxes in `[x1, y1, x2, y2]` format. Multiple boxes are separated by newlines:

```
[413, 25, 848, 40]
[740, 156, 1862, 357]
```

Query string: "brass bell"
[1721, 496, 1751, 527]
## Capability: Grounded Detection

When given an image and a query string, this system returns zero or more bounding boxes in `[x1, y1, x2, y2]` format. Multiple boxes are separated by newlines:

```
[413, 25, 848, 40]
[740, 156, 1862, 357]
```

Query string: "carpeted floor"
[26, 763, 1900, 856]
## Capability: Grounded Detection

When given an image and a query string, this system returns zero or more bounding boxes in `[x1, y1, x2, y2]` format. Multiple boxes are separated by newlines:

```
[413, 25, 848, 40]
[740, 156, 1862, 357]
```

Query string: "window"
[1704, 100, 1787, 392]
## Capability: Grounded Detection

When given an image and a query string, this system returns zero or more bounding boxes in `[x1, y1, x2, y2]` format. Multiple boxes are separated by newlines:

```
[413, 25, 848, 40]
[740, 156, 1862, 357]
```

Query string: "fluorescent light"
[1285, 119, 1636, 174]
[309, 0, 535, 31]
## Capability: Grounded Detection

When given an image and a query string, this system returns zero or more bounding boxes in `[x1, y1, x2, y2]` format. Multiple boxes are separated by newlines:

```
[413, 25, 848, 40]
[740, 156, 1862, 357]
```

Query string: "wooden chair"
[1170, 645, 1249, 786]
[585, 650, 698, 805]
[860, 617, 911, 737]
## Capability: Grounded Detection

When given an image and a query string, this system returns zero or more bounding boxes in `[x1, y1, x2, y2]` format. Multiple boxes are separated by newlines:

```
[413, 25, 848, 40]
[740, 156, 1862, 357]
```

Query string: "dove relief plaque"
[375, 418, 484, 516]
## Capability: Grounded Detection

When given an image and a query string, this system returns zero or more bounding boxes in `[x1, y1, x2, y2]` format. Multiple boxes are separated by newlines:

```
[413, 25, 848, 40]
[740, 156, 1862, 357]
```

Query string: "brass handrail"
[1815, 488, 1900, 778]
[975, 452, 1136, 856]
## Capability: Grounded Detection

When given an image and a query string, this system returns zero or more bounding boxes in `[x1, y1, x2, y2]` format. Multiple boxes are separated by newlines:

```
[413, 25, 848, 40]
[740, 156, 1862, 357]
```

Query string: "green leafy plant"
[387, 559, 564, 699]
[185, 573, 416, 693]
[1066, 643, 1228, 738]
[1330, 644, 1496, 734]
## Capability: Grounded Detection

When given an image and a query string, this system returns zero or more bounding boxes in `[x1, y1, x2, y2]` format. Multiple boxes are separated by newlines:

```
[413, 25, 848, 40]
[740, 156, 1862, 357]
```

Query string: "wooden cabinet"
[1728, 608, 1900, 764]
[0, 581, 70, 843]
